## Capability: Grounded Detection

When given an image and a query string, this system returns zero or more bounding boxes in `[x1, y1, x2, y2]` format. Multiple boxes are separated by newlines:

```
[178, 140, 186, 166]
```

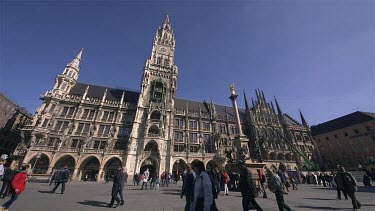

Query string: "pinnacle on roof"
[243, 90, 250, 111]
[69, 48, 84, 69]
[299, 109, 308, 127]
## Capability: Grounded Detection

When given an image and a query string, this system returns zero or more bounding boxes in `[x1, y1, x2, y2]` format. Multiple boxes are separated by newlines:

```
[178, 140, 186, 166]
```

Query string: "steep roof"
[69, 83, 139, 103]
[311, 111, 375, 136]
[174, 98, 246, 121]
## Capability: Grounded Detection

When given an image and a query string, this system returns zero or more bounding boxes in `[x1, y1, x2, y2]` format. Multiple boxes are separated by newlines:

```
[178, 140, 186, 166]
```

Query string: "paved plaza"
[1, 181, 374, 211]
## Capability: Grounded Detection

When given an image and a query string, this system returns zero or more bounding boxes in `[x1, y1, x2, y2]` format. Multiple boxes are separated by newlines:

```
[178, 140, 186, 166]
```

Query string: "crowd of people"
[0, 156, 373, 211]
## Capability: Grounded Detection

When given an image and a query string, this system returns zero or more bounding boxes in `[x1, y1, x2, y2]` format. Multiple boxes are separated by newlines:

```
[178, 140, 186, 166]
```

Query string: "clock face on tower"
[158, 47, 168, 54]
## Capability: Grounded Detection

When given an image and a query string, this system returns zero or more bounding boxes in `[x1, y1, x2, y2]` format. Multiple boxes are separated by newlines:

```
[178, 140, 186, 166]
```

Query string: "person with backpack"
[336, 165, 361, 211]
[239, 163, 263, 211]
[50, 166, 70, 194]
[257, 169, 267, 198]
[266, 168, 292, 211]
[0, 163, 17, 198]
[0, 164, 30, 211]
[191, 160, 217, 211]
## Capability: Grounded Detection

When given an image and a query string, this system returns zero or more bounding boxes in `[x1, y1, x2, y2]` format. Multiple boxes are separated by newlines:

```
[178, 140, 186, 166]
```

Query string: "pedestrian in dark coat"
[239, 163, 263, 211]
[0, 163, 17, 198]
[336, 166, 361, 210]
[180, 164, 195, 211]
[333, 173, 348, 200]
[51, 166, 70, 194]
[108, 166, 125, 208]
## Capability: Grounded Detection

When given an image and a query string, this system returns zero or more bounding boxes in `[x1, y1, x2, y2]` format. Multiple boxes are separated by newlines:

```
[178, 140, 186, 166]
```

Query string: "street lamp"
[32, 152, 42, 174]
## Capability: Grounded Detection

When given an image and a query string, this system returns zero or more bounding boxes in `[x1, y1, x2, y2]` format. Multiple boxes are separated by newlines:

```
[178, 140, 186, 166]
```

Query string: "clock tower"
[125, 14, 178, 176]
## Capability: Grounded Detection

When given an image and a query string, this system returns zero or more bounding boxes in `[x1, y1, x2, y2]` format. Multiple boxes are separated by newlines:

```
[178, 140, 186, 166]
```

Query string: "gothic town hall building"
[16, 15, 317, 181]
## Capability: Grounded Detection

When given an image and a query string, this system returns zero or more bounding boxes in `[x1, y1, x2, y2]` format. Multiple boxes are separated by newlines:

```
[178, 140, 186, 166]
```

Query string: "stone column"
[72, 168, 79, 181]
[97, 168, 103, 182]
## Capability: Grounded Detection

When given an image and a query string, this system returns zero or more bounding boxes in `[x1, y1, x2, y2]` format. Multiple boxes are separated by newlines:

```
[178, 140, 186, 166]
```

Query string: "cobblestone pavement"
[1, 182, 374, 211]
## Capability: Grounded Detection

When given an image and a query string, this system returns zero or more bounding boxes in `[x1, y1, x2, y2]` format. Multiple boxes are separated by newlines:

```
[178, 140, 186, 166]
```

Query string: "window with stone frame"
[174, 118, 184, 128]
[189, 132, 198, 143]
[60, 106, 75, 117]
[99, 141, 106, 149]
[174, 144, 184, 152]
[174, 131, 184, 142]
[189, 145, 199, 153]
[42, 119, 49, 127]
[87, 110, 95, 120]
[93, 141, 100, 149]
[121, 114, 133, 124]
[202, 122, 210, 131]
[48, 138, 59, 147]
[189, 121, 197, 130]
[54, 121, 69, 131]
[71, 139, 78, 148]
[219, 124, 226, 134]
[49, 104, 56, 113]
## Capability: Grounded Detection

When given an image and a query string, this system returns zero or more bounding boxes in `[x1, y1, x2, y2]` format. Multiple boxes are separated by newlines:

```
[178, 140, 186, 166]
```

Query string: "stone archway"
[206, 160, 218, 173]
[53, 155, 75, 172]
[79, 156, 100, 181]
[140, 157, 158, 177]
[103, 157, 122, 181]
[172, 159, 187, 176]
[29, 153, 50, 174]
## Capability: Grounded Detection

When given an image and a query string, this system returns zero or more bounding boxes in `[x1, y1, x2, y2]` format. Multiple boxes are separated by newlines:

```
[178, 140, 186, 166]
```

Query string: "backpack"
[261, 174, 266, 183]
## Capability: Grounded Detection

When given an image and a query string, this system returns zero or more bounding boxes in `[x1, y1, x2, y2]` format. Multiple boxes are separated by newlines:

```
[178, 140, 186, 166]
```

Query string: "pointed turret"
[274, 97, 285, 124]
[251, 98, 255, 108]
[243, 90, 250, 111]
[270, 101, 276, 113]
[164, 13, 170, 24]
[299, 109, 309, 128]
[68, 48, 83, 69]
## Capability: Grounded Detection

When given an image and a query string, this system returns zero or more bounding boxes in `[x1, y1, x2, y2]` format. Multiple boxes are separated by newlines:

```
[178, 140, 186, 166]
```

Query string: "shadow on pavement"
[297, 206, 351, 210]
[77, 200, 109, 207]
[38, 191, 53, 194]
[302, 197, 337, 201]
[162, 192, 180, 195]
[313, 186, 375, 193]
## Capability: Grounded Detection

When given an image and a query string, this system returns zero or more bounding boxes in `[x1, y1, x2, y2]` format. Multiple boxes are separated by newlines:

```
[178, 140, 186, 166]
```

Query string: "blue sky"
[1, 0, 374, 126]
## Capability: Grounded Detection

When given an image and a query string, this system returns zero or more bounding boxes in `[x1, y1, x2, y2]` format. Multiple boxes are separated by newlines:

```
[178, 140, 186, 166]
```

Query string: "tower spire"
[299, 109, 309, 128]
[69, 48, 84, 69]
[274, 97, 285, 124]
[243, 90, 250, 111]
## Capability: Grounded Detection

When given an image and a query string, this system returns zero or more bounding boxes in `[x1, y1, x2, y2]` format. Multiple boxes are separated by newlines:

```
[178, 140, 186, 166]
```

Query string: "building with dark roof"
[311, 111, 375, 171]
[15, 15, 317, 180]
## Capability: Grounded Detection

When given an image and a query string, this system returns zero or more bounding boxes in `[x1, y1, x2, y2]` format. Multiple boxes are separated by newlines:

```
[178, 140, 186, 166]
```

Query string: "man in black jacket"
[239, 163, 263, 211]
[180, 164, 195, 211]
[108, 166, 125, 208]
[51, 166, 70, 194]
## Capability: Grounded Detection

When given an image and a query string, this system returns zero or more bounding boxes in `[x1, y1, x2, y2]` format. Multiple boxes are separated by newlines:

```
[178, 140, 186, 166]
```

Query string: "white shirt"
[0, 164, 4, 176]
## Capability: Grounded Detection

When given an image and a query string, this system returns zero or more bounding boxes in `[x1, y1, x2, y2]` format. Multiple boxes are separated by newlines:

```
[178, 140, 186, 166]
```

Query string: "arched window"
[148, 125, 159, 135]
[157, 57, 162, 65]
[164, 59, 169, 66]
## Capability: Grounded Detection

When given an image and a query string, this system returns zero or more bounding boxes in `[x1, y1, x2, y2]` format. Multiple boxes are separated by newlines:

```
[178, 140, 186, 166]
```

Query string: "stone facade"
[16, 15, 317, 181]
[311, 111, 375, 171]
[0, 93, 32, 156]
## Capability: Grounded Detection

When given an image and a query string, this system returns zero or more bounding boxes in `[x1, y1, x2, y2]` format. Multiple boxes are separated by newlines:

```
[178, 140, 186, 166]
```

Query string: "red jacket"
[221, 172, 229, 184]
[10, 172, 27, 194]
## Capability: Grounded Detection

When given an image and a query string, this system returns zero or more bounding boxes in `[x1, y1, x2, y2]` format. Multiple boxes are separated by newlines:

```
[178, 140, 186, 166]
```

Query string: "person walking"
[363, 174, 371, 187]
[0, 163, 17, 198]
[239, 163, 263, 211]
[190, 160, 217, 211]
[49, 170, 58, 186]
[277, 170, 289, 192]
[336, 165, 361, 211]
[118, 167, 127, 205]
[181, 164, 195, 211]
[333, 173, 348, 200]
[257, 169, 267, 198]
[221, 170, 229, 196]
[108, 166, 125, 208]
[0, 164, 30, 211]
[266, 168, 292, 211]
[0, 159, 5, 180]
[289, 175, 298, 191]
[50, 166, 69, 194]
[141, 168, 149, 190]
